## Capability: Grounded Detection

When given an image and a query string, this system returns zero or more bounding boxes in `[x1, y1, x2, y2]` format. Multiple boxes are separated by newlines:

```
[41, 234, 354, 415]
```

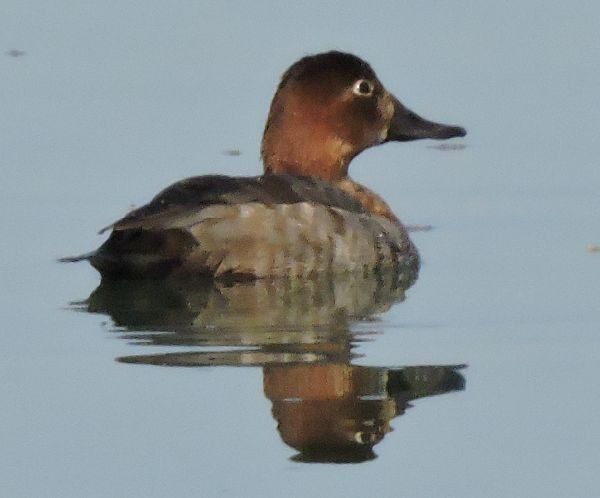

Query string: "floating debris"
[586, 244, 600, 253]
[6, 49, 26, 58]
[222, 149, 242, 156]
[427, 143, 467, 151]
[406, 224, 434, 232]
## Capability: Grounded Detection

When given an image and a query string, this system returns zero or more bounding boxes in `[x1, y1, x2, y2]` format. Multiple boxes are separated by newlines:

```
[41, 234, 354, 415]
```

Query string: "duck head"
[261, 51, 466, 181]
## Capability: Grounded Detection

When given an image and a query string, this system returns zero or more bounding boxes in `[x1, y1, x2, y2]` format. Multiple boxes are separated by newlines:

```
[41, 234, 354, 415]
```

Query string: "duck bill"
[385, 96, 466, 142]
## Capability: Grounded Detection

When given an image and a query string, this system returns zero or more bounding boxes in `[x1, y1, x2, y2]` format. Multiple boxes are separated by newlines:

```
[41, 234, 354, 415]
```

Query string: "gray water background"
[1, 1, 599, 497]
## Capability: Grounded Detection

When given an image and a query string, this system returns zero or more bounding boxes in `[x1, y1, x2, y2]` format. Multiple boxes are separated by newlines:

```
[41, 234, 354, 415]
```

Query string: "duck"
[62, 51, 466, 279]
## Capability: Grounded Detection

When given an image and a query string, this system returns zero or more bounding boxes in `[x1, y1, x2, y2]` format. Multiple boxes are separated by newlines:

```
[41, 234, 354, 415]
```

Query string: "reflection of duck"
[62, 51, 465, 279]
[265, 363, 465, 463]
[78, 272, 466, 463]
[85, 269, 415, 340]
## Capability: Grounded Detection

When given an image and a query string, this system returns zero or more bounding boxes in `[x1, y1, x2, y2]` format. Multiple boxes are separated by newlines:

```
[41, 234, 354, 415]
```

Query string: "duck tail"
[57, 251, 97, 263]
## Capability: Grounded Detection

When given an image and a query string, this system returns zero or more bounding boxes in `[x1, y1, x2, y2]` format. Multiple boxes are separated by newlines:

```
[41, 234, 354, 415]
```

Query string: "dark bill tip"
[432, 124, 467, 140]
[386, 96, 467, 142]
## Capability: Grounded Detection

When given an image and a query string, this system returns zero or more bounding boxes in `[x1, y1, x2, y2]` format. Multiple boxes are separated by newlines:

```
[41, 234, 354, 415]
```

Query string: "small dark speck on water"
[586, 244, 600, 253]
[222, 149, 242, 156]
[427, 143, 467, 151]
[406, 224, 434, 232]
[6, 49, 26, 57]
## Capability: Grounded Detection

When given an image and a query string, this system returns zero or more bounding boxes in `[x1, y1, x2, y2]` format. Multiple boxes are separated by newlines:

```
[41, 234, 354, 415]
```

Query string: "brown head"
[261, 51, 466, 181]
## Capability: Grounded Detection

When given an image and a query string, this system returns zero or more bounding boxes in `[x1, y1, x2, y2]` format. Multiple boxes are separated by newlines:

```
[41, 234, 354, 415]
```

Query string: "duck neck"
[262, 134, 354, 182]
[261, 93, 359, 181]
[261, 128, 398, 222]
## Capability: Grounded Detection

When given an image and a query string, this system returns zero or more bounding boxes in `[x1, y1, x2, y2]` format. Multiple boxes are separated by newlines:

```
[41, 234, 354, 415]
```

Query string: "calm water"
[2, 1, 599, 497]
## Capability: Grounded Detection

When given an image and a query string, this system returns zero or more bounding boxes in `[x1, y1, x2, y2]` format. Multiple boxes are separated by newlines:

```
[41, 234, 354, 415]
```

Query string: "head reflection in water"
[79, 268, 466, 463]
[265, 363, 464, 463]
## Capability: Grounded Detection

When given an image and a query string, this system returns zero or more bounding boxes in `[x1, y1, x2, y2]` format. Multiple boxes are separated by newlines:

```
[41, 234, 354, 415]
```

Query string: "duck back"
[89, 174, 418, 279]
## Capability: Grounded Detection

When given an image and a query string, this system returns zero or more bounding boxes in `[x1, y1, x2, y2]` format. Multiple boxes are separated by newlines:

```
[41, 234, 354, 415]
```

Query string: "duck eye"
[352, 79, 374, 97]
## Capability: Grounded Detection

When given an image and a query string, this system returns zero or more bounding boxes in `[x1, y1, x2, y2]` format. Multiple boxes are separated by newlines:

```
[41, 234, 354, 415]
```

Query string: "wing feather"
[101, 174, 366, 233]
